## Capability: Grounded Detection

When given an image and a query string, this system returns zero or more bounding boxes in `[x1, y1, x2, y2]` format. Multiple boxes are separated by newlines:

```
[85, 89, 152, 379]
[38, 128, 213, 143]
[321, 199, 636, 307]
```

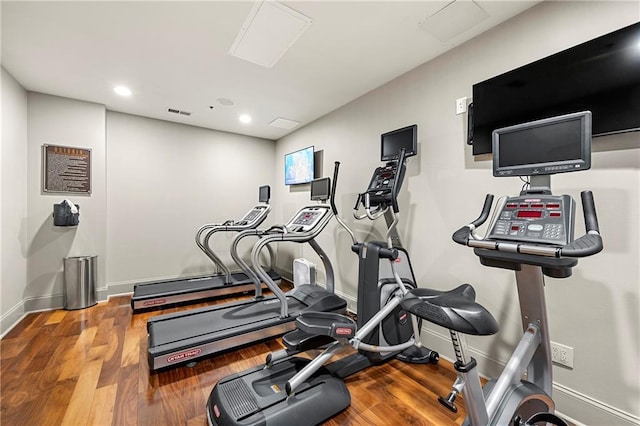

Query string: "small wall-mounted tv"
[470, 22, 640, 155]
[310, 177, 331, 201]
[284, 146, 315, 185]
[493, 111, 591, 177]
[381, 125, 417, 161]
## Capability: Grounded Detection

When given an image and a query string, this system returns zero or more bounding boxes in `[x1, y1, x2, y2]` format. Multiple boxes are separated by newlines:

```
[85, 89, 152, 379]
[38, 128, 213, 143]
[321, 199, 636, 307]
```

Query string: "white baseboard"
[1, 294, 65, 337]
[553, 382, 640, 426]
[420, 327, 640, 426]
[1, 288, 110, 337]
[1, 300, 27, 338]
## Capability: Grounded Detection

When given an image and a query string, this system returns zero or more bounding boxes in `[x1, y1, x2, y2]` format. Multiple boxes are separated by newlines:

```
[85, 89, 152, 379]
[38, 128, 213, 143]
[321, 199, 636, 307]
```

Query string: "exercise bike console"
[487, 194, 574, 246]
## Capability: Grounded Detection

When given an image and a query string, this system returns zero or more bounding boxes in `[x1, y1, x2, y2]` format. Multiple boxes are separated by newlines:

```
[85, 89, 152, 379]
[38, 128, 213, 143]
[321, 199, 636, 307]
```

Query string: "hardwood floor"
[1, 293, 470, 425]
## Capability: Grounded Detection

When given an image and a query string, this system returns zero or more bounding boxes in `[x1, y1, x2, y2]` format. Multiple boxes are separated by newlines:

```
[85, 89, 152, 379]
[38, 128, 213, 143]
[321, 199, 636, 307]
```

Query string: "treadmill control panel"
[240, 206, 267, 225]
[487, 194, 575, 246]
[287, 207, 329, 232]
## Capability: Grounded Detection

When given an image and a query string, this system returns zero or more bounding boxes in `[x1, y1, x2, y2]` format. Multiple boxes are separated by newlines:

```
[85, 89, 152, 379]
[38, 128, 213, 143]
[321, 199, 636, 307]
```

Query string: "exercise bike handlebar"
[453, 191, 603, 258]
[451, 194, 494, 246]
[581, 190, 600, 234]
[559, 190, 603, 257]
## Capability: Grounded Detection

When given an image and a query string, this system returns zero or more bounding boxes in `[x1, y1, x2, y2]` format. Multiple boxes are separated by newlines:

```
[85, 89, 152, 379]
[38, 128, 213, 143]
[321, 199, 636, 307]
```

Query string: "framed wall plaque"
[42, 144, 91, 194]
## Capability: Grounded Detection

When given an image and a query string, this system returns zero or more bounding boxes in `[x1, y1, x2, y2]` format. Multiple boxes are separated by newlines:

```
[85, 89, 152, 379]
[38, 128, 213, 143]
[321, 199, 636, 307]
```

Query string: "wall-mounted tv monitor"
[493, 111, 591, 177]
[258, 185, 270, 203]
[471, 22, 640, 155]
[381, 124, 417, 161]
[310, 177, 331, 201]
[284, 146, 314, 185]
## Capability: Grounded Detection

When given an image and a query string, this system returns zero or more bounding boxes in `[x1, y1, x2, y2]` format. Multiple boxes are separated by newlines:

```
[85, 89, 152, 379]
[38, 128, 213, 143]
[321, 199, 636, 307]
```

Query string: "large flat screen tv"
[284, 146, 314, 185]
[471, 22, 640, 155]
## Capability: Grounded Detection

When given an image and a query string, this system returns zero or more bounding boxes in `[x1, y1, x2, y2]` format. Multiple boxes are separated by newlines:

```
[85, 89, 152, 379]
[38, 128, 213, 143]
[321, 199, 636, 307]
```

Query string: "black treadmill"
[146, 173, 347, 371]
[131, 185, 281, 311]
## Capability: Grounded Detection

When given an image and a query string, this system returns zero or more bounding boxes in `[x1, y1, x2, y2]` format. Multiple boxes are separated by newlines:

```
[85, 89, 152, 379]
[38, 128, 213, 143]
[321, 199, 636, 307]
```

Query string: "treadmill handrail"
[230, 229, 270, 298]
[215, 226, 277, 284]
[251, 204, 334, 318]
[195, 203, 272, 277]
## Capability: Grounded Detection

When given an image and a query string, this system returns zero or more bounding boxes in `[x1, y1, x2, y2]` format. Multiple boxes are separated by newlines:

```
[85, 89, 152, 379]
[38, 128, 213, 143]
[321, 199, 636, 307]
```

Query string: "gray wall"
[273, 2, 639, 425]
[1, 92, 276, 329]
[1, 68, 28, 332]
[25, 92, 107, 310]
[105, 112, 276, 292]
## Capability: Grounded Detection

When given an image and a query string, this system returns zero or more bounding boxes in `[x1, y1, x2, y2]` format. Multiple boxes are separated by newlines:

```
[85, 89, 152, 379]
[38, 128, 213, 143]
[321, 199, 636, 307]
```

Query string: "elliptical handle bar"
[391, 148, 407, 213]
[330, 161, 340, 215]
[452, 194, 494, 245]
[331, 161, 359, 245]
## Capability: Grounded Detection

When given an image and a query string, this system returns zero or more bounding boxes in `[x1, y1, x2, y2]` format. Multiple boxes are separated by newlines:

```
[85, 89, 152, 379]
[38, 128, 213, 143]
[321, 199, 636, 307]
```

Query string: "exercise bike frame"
[446, 190, 602, 425]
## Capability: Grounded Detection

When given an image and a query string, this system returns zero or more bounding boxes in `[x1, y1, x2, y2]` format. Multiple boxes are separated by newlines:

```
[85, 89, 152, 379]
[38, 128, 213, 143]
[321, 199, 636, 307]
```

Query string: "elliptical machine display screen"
[487, 194, 575, 246]
[364, 164, 398, 207]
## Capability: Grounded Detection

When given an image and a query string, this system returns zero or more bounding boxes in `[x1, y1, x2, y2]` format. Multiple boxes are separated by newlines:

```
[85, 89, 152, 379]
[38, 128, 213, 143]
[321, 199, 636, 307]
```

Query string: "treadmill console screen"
[241, 206, 265, 223]
[288, 207, 328, 231]
[487, 194, 575, 246]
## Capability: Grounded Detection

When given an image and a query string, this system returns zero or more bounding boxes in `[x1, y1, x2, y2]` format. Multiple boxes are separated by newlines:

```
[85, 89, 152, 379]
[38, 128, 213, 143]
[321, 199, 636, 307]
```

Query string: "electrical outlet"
[456, 97, 467, 115]
[550, 341, 574, 368]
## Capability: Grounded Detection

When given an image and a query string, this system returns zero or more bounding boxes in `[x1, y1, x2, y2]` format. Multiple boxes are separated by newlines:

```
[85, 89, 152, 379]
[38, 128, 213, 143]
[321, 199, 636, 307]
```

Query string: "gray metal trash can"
[63, 255, 98, 310]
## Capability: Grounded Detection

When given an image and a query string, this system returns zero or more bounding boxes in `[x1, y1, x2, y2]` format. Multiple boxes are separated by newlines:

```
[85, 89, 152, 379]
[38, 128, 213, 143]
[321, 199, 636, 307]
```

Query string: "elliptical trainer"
[401, 111, 603, 425]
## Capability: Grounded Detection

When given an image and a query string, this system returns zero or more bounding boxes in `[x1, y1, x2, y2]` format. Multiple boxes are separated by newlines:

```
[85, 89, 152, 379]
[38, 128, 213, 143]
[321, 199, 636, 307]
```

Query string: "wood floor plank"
[58, 326, 99, 380]
[0, 327, 39, 359]
[61, 359, 103, 425]
[112, 363, 139, 425]
[87, 383, 119, 426]
[44, 309, 68, 325]
[121, 323, 142, 367]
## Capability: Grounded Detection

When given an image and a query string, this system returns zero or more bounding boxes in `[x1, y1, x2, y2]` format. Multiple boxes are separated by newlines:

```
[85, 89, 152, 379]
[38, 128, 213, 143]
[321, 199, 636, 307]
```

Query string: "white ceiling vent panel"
[229, 1, 312, 68]
[269, 117, 300, 130]
[420, 0, 488, 42]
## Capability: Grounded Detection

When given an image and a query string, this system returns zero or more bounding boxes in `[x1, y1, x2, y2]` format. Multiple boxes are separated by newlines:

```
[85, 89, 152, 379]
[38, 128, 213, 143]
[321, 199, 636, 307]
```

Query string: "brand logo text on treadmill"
[143, 299, 167, 306]
[167, 348, 202, 363]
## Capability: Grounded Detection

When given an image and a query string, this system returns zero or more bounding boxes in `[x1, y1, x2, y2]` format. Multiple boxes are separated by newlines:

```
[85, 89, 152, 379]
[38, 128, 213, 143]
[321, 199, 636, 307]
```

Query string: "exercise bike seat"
[401, 284, 499, 336]
[406, 282, 477, 302]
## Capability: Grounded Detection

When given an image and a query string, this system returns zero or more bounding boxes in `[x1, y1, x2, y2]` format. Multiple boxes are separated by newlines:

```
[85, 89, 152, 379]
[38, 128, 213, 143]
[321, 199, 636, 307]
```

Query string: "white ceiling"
[1, 1, 539, 140]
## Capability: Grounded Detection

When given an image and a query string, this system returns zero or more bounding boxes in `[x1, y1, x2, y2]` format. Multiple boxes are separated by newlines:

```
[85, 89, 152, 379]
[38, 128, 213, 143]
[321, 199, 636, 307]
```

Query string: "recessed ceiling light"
[239, 114, 252, 124]
[114, 86, 132, 96]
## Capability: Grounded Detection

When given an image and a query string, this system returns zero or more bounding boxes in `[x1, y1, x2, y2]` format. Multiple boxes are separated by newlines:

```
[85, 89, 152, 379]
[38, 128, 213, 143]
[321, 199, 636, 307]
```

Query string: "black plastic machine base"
[207, 358, 350, 426]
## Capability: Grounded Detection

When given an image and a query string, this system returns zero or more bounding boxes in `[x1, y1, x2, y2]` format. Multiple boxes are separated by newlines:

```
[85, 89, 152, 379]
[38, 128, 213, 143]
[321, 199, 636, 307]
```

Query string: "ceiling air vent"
[167, 108, 191, 116]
